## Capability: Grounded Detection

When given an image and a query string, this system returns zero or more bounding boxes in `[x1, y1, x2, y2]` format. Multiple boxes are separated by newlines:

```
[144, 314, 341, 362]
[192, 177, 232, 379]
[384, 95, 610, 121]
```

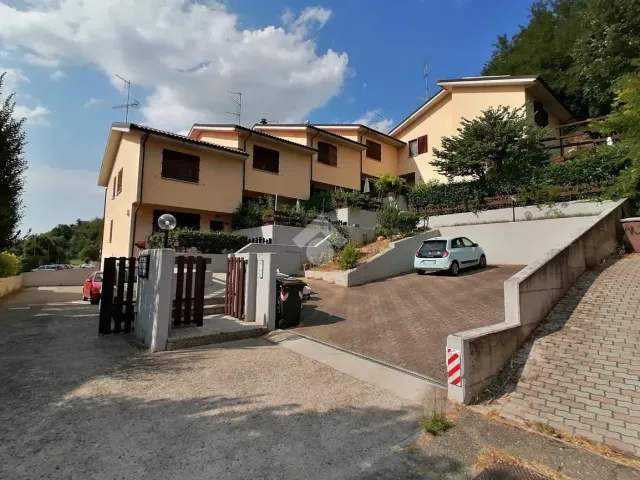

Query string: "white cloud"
[0, 65, 51, 126]
[354, 110, 393, 134]
[49, 69, 65, 80]
[24, 52, 60, 67]
[83, 97, 103, 108]
[13, 104, 51, 126]
[21, 163, 104, 234]
[0, 0, 349, 132]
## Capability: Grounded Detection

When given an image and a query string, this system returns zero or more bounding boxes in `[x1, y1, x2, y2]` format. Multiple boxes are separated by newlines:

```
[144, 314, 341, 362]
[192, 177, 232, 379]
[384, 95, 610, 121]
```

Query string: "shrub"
[303, 190, 335, 213]
[0, 251, 21, 278]
[421, 412, 452, 436]
[375, 207, 420, 238]
[332, 189, 378, 211]
[373, 173, 408, 197]
[337, 243, 361, 270]
[231, 197, 274, 229]
[146, 228, 248, 254]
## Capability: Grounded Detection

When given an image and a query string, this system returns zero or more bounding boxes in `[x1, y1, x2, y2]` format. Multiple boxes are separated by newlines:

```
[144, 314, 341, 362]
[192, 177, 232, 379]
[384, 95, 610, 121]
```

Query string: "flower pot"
[621, 217, 640, 253]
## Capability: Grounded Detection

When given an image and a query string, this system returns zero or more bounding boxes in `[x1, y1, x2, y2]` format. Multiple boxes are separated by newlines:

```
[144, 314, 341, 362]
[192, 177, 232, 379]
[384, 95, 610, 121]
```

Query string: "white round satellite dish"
[158, 213, 177, 231]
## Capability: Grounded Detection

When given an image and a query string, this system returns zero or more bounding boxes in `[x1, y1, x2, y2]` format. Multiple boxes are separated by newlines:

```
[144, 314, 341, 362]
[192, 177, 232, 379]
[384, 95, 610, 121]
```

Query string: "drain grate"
[473, 462, 551, 480]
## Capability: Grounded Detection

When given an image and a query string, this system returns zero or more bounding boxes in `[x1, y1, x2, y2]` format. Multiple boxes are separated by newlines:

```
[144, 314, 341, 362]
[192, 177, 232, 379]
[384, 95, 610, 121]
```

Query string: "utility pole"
[113, 74, 139, 122]
[226, 91, 242, 125]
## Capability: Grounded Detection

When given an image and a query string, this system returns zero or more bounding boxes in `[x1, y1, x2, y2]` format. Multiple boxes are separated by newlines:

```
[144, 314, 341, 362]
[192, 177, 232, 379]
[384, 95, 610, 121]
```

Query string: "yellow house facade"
[97, 75, 574, 259]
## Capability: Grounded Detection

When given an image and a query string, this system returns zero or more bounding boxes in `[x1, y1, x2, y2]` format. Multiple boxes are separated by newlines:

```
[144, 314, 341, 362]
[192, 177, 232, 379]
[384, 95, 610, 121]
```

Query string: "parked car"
[61, 264, 74, 269]
[31, 265, 64, 272]
[82, 271, 103, 305]
[80, 263, 94, 268]
[414, 236, 486, 276]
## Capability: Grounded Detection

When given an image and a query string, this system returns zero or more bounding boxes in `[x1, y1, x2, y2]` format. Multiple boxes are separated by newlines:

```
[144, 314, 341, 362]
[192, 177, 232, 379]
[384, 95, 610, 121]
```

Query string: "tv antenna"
[226, 91, 242, 124]
[112, 74, 139, 122]
[370, 111, 384, 130]
[423, 61, 429, 101]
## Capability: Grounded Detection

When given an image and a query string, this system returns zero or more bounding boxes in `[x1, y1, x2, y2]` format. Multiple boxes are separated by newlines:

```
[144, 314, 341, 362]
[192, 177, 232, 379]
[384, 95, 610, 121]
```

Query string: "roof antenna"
[370, 111, 384, 130]
[423, 61, 429, 101]
[226, 91, 242, 125]
[112, 74, 139, 122]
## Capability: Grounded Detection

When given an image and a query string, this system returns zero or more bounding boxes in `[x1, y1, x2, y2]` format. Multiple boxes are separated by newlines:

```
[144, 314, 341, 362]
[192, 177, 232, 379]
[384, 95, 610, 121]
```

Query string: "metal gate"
[98, 256, 137, 334]
[225, 257, 246, 318]
[173, 255, 208, 327]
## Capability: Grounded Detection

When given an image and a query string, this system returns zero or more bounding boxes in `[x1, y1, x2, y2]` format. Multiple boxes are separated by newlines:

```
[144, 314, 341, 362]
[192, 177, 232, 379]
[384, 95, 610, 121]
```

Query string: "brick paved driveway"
[296, 266, 522, 383]
[493, 255, 640, 458]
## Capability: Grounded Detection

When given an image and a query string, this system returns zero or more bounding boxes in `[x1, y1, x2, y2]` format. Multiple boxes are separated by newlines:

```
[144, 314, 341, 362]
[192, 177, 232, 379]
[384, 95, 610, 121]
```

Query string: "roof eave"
[98, 125, 131, 187]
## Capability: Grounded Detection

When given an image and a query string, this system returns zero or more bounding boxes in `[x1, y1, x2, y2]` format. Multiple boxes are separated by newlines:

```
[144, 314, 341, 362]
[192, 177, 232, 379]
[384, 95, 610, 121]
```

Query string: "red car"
[82, 271, 103, 305]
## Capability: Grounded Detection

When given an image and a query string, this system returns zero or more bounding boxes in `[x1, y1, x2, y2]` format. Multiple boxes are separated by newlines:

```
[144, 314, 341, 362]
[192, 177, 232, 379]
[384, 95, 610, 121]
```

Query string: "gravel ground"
[0, 302, 426, 480]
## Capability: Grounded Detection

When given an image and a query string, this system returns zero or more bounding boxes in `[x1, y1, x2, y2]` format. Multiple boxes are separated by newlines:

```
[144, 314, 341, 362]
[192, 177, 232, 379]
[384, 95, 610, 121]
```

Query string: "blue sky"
[0, 0, 533, 234]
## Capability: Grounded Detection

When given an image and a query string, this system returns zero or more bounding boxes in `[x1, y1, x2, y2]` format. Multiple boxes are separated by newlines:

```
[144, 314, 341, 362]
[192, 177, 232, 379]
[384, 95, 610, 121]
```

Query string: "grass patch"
[474, 446, 573, 480]
[421, 412, 452, 436]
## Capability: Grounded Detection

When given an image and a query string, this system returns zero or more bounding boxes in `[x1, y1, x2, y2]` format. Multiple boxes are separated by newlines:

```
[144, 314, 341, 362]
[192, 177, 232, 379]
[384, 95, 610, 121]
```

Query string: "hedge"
[407, 145, 629, 212]
[146, 228, 248, 254]
[0, 252, 21, 278]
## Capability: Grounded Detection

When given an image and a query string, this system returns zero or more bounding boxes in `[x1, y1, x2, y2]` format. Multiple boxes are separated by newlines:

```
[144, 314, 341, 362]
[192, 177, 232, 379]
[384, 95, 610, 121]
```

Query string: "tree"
[596, 74, 640, 200]
[482, 0, 589, 117]
[431, 106, 549, 185]
[573, 0, 640, 117]
[0, 72, 28, 250]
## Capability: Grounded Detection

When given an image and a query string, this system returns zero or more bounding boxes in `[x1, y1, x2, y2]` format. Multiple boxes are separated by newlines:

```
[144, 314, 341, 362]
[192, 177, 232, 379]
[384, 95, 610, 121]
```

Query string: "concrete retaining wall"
[330, 208, 378, 228]
[0, 275, 23, 298]
[305, 230, 442, 287]
[22, 268, 98, 287]
[447, 199, 631, 404]
[423, 200, 616, 229]
[235, 244, 303, 276]
[439, 216, 597, 265]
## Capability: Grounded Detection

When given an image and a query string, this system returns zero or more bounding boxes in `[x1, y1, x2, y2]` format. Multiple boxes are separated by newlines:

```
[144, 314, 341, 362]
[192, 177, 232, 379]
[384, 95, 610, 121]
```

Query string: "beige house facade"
[98, 75, 574, 259]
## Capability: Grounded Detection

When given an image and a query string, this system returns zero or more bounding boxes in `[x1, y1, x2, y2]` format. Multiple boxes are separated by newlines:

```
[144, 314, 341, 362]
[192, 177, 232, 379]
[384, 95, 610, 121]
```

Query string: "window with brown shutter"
[318, 141, 338, 167]
[116, 168, 123, 195]
[366, 140, 382, 161]
[109, 220, 113, 243]
[112, 176, 116, 198]
[408, 135, 428, 157]
[162, 149, 200, 183]
[252, 145, 280, 174]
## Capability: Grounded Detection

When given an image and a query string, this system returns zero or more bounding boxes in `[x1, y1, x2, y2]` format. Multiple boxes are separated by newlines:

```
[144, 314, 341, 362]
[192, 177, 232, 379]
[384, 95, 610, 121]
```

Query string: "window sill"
[366, 157, 382, 162]
[316, 161, 338, 168]
[252, 168, 280, 176]
[160, 176, 200, 185]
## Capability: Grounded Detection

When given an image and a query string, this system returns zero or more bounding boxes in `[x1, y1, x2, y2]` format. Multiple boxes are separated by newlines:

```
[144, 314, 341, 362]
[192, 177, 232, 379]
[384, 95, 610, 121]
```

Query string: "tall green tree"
[482, 0, 588, 117]
[431, 106, 549, 185]
[573, 0, 640, 117]
[0, 72, 28, 250]
[596, 74, 640, 200]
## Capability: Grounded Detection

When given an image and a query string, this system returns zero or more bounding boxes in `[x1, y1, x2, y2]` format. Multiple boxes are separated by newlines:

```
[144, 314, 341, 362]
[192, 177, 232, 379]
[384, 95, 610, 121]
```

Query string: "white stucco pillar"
[255, 253, 276, 330]
[136, 248, 175, 351]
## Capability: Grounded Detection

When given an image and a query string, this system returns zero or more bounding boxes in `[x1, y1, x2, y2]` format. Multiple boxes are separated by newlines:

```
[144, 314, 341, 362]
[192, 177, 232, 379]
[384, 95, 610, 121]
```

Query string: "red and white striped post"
[446, 347, 461, 386]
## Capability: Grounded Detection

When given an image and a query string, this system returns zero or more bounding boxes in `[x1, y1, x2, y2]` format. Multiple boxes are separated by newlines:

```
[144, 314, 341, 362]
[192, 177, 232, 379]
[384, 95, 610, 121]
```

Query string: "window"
[252, 145, 280, 174]
[408, 135, 428, 157]
[461, 238, 475, 247]
[418, 240, 447, 256]
[317, 141, 337, 167]
[210, 220, 224, 232]
[112, 176, 116, 198]
[534, 101, 549, 127]
[161, 149, 200, 183]
[451, 238, 464, 249]
[109, 220, 113, 243]
[366, 140, 382, 161]
[116, 168, 123, 195]
[152, 210, 200, 232]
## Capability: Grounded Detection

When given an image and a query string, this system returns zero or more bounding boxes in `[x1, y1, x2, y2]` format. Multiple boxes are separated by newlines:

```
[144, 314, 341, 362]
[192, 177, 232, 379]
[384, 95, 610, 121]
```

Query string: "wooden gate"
[173, 255, 208, 327]
[225, 257, 246, 318]
[98, 256, 137, 334]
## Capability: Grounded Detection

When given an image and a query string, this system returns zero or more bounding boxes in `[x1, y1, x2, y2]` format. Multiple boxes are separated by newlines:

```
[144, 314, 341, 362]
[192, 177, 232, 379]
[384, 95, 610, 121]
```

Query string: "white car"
[414, 236, 487, 276]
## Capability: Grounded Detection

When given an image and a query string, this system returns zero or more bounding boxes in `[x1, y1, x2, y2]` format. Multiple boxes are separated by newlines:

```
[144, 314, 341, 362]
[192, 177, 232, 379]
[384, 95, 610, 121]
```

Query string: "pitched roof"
[253, 123, 368, 150]
[190, 124, 318, 153]
[115, 123, 249, 156]
[388, 75, 575, 137]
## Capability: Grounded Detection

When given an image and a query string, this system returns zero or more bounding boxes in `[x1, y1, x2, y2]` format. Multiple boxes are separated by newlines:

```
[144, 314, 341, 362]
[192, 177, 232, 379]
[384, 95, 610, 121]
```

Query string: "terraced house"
[98, 75, 574, 259]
